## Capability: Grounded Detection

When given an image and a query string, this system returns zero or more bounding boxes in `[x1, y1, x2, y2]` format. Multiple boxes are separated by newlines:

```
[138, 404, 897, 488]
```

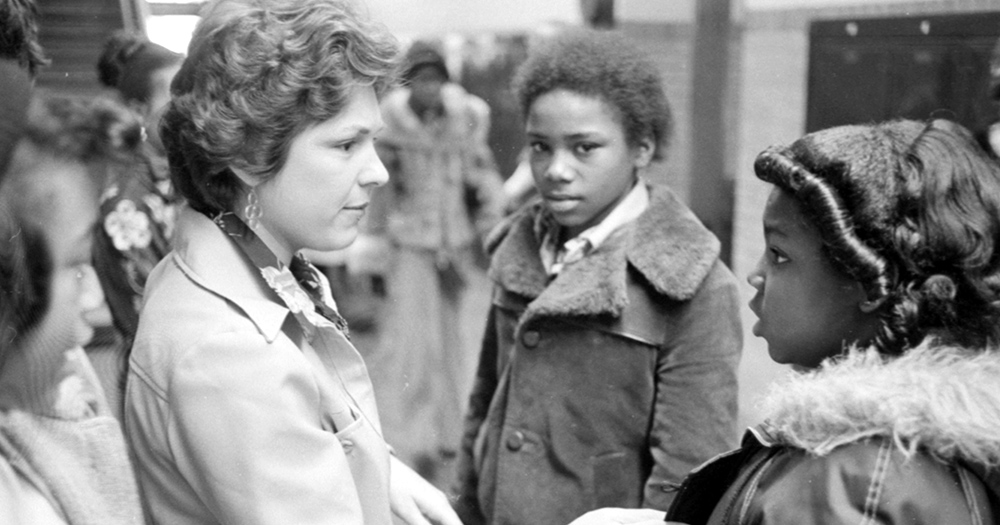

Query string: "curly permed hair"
[162, 0, 400, 216]
[511, 29, 672, 161]
[1, 94, 143, 351]
[755, 119, 1000, 356]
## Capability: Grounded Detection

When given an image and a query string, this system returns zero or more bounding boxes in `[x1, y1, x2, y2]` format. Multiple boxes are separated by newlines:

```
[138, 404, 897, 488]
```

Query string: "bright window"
[144, 1, 202, 54]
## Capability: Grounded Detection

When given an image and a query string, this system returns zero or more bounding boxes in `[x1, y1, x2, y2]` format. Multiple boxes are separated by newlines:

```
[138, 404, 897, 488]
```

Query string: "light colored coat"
[125, 208, 392, 525]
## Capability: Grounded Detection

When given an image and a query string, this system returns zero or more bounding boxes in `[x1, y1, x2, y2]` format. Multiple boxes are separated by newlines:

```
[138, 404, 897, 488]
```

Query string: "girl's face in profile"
[747, 187, 878, 369]
[526, 89, 652, 238]
[16, 157, 104, 360]
[250, 85, 388, 261]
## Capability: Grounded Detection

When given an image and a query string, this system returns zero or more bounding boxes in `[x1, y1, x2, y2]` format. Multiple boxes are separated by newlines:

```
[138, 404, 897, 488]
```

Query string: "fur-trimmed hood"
[486, 183, 720, 326]
[759, 340, 1000, 468]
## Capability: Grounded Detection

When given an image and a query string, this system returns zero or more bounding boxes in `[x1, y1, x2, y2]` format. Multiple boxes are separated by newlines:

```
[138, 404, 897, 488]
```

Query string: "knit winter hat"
[402, 40, 448, 83]
[753, 120, 927, 300]
[0, 59, 31, 182]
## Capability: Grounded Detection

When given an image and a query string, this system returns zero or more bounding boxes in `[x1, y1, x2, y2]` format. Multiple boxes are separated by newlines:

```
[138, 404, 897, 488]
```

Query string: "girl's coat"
[669, 342, 1000, 525]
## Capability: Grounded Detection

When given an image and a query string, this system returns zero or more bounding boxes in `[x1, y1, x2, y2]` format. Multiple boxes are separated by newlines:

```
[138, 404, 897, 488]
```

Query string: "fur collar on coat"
[759, 340, 1000, 470]
[486, 183, 720, 326]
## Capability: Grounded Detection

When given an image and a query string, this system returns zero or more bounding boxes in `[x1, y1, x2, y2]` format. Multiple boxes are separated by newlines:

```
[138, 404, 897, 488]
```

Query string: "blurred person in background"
[0, 60, 143, 525]
[454, 29, 742, 525]
[987, 36, 1000, 157]
[88, 31, 185, 419]
[368, 39, 504, 487]
[0, 0, 48, 77]
[123, 1, 460, 523]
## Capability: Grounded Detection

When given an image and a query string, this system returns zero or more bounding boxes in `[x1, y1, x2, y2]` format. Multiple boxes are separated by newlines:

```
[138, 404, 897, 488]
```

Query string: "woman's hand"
[567, 507, 683, 525]
[389, 456, 462, 525]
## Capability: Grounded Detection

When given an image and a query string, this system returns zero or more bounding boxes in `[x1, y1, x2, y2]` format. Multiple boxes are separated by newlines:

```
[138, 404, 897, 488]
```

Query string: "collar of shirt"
[538, 181, 649, 277]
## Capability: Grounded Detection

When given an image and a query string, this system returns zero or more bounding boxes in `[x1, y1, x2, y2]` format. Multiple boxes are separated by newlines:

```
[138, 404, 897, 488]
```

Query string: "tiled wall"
[628, 0, 1000, 433]
[732, 0, 1000, 428]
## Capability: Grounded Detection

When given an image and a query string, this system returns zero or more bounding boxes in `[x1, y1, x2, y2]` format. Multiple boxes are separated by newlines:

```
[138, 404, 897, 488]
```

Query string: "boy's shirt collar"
[537, 180, 649, 276]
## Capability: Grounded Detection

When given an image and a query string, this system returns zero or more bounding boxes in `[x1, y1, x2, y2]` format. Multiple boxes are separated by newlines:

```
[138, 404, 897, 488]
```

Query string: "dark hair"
[511, 29, 672, 160]
[97, 31, 184, 105]
[0, 94, 143, 350]
[162, 0, 400, 216]
[755, 119, 1000, 355]
[402, 40, 448, 83]
[0, 0, 49, 76]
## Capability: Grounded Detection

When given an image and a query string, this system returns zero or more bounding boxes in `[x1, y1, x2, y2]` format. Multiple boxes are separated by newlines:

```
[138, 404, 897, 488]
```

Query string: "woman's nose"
[361, 144, 389, 188]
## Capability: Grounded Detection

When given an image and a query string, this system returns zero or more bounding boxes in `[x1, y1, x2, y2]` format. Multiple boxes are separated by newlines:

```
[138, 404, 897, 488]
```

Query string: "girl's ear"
[633, 137, 655, 169]
[859, 295, 886, 314]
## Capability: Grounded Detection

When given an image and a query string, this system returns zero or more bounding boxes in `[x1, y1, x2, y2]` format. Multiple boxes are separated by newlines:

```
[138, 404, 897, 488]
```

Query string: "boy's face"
[526, 89, 652, 239]
[747, 187, 878, 369]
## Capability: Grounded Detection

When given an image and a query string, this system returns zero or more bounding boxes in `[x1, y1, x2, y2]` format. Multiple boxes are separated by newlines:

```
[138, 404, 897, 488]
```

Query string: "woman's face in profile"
[251, 85, 389, 257]
[15, 157, 104, 363]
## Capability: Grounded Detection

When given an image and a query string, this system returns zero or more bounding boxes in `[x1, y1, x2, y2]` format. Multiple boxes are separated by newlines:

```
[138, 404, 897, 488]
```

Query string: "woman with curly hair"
[123, 1, 459, 524]
[577, 118, 1000, 525]
[0, 61, 144, 524]
[454, 29, 743, 525]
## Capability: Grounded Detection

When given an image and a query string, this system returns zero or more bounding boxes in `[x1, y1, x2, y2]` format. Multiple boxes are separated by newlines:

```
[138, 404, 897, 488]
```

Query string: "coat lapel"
[488, 184, 720, 326]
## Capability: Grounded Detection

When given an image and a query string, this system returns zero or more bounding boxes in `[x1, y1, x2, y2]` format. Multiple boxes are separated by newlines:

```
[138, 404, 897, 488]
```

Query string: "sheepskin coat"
[667, 342, 1000, 525]
[454, 183, 743, 525]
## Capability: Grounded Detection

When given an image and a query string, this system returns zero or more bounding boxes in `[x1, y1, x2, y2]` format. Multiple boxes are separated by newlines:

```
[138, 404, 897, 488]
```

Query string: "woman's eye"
[335, 140, 359, 152]
[575, 142, 599, 154]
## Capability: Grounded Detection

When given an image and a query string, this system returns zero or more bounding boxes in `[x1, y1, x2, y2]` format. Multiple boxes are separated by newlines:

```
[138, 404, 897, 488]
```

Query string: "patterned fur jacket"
[668, 341, 1000, 525]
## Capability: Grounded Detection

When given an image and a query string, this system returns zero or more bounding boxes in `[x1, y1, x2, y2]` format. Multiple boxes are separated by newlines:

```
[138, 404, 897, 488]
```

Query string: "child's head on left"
[749, 119, 1000, 368]
[0, 92, 144, 365]
[512, 29, 671, 237]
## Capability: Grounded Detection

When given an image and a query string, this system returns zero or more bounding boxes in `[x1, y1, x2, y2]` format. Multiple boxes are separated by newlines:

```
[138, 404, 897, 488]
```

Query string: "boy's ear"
[633, 137, 655, 169]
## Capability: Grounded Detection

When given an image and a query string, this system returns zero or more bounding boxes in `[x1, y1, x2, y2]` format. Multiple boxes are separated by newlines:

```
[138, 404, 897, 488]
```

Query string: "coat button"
[341, 439, 354, 454]
[521, 330, 540, 348]
[506, 430, 525, 451]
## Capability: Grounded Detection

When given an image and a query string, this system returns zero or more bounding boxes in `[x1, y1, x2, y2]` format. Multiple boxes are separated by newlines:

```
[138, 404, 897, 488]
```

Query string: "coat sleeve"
[747, 442, 996, 525]
[453, 304, 501, 525]
[644, 260, 743, 509]
[144, 330, 364, 525]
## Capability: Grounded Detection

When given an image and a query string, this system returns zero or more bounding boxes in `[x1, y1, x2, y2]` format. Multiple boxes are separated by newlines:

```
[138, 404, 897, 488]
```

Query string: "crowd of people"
[2, 0, 1000, 524]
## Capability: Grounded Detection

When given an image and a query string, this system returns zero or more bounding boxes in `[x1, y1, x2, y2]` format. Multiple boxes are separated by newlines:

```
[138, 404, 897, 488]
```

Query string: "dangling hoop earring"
[244, 188, 262, 229]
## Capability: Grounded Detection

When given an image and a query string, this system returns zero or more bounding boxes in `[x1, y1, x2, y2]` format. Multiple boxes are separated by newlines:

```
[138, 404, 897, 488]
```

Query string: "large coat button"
[506, 430, 525, 451]
[521, 330, 540, 348]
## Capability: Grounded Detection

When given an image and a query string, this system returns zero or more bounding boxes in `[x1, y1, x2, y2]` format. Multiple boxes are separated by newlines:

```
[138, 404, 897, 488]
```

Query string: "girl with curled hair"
[123, 1, 460, 524]
[622, 118, 1000, 525]
[0, 60, 145, 524]
[577, 119, 1000, 525]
